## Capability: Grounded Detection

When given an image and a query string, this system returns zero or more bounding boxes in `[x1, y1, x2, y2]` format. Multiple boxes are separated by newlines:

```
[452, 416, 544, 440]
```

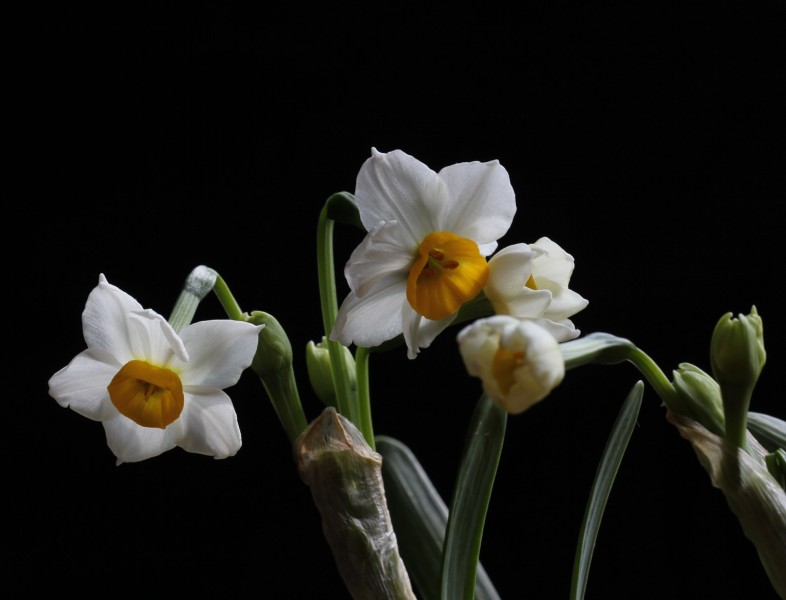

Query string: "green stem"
[355, 346, 375, 450]
[258, 367, 308, 445]
[212, 274, 245, 321]
[560, 333, 678, 410]
[213, 276, 309, 446]
[317, 198, 358, 425]
[722, 385, 752, 451]
[625, 346, 678, 410]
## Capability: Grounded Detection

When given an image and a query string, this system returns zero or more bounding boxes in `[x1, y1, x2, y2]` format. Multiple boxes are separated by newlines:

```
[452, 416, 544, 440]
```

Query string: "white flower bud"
[457, 315, 565, 414]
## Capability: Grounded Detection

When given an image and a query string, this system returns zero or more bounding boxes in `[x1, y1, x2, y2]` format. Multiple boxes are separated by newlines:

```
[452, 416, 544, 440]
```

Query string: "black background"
[13, 3, 786, 598]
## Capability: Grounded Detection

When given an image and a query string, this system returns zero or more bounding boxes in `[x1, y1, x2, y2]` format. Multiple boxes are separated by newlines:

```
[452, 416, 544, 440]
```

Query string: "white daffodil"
[457, 315, 565, 414]
[485, 237, 588, 341]
[330, 148, 516, 359]
[48, 274, 262, 464]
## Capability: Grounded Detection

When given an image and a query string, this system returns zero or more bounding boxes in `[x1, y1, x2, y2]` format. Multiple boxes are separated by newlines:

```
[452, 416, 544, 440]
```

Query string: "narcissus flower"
[485, 238, 588, 341]
[48, 274, 262, 464]
[331, 148, 516, 358]
[457, 315, 565, 414]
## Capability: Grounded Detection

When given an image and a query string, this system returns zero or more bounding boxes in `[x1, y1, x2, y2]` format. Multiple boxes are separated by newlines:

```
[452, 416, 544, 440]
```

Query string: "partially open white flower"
[330, 148, 516, 359]
[485, 238, 588, 341]
[48, 274, 262, 464]
[457, 315, 565, 414]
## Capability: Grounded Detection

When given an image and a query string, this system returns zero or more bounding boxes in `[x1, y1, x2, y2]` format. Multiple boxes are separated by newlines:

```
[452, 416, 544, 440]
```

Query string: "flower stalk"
[248, 311, 308, 444]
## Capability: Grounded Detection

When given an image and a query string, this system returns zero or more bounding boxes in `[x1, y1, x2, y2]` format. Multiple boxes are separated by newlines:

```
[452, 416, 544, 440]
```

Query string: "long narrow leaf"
[570, 380, 644, 600]
[441, 395, 507, 600]
[376, 436, 501, 600]
[748, 411, 786, 452]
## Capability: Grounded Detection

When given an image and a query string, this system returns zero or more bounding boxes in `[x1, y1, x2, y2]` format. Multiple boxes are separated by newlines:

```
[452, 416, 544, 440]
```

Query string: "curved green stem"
[214, 275, 309, 445]
[355, 346, 375, 449]
[560, 333, 678, 412]
[258, 367, 308, 445]
[625, 346, 678, 409]
[212, 274, 245, 321]
[317, 197, 358, 426]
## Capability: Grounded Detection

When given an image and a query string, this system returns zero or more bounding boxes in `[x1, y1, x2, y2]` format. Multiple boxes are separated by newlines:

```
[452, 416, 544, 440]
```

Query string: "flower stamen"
[406, 231, 489, 320]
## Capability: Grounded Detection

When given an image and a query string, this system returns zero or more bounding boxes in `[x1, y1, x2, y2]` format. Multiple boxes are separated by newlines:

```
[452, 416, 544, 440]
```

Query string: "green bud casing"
[710, 308, 766, 390]
[306, 337, 356, 408]
[671, 363, 726, 438]
[710, 308, 767, 449]
[248, 311, 293, 377]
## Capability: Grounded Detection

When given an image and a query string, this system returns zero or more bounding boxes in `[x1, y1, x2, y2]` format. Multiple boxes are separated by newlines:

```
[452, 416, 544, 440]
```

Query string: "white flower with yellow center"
[485, 237, 588, 341]
[457, 315, 565, 414]
[48, 274, 262, 464]
[330, 148, 516, 358]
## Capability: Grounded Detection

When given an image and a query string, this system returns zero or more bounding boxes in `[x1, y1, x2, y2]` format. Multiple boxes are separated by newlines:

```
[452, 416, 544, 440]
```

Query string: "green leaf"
[748, 411, 786, 452]
[560, 332, 635, 369]
[571, 380, 644, 600]
[441, 395, 507, 600]
[377, 436, 501, 600]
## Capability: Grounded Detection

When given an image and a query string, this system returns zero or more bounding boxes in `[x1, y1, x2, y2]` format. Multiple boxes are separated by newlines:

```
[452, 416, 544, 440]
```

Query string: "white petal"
[355, 148, 445, 248]
[126, 309, 189, 364]
[530, 317, 581, 342]
[171, 387, 242, 459]
[502, 319, 565, 413]
[457, 316, 565, 414]
[402, 304, 456, 359]
[486, 244, 553, 317]
[103, 415, 177, 464]
[175, 320, 261, 388]
[456, 319, 499, 378]
[331, 281, 407, 348]
[438, 160, 516, 248]
[531, 237, 577, 286]
[543, 288, 589, 321]
[81, 274, 143, 361]
[48, 348, 121, 421]
[344, 220, 415, 298]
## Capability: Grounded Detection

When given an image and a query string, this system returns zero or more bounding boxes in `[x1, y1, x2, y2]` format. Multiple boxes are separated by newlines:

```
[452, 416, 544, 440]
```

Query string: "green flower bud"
[245, 311, 307, 445]
[247, 311, 293, 378]
[306, 337, 356, 408]
[710, 307, 766, 449]
[710, 307, 766, 390]
[671, 363, 726, 437]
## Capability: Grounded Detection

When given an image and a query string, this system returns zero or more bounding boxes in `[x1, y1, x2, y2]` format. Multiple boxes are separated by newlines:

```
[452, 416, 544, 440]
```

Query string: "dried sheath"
[295, 407, 416, 600]
[668, 410, 786, 599]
